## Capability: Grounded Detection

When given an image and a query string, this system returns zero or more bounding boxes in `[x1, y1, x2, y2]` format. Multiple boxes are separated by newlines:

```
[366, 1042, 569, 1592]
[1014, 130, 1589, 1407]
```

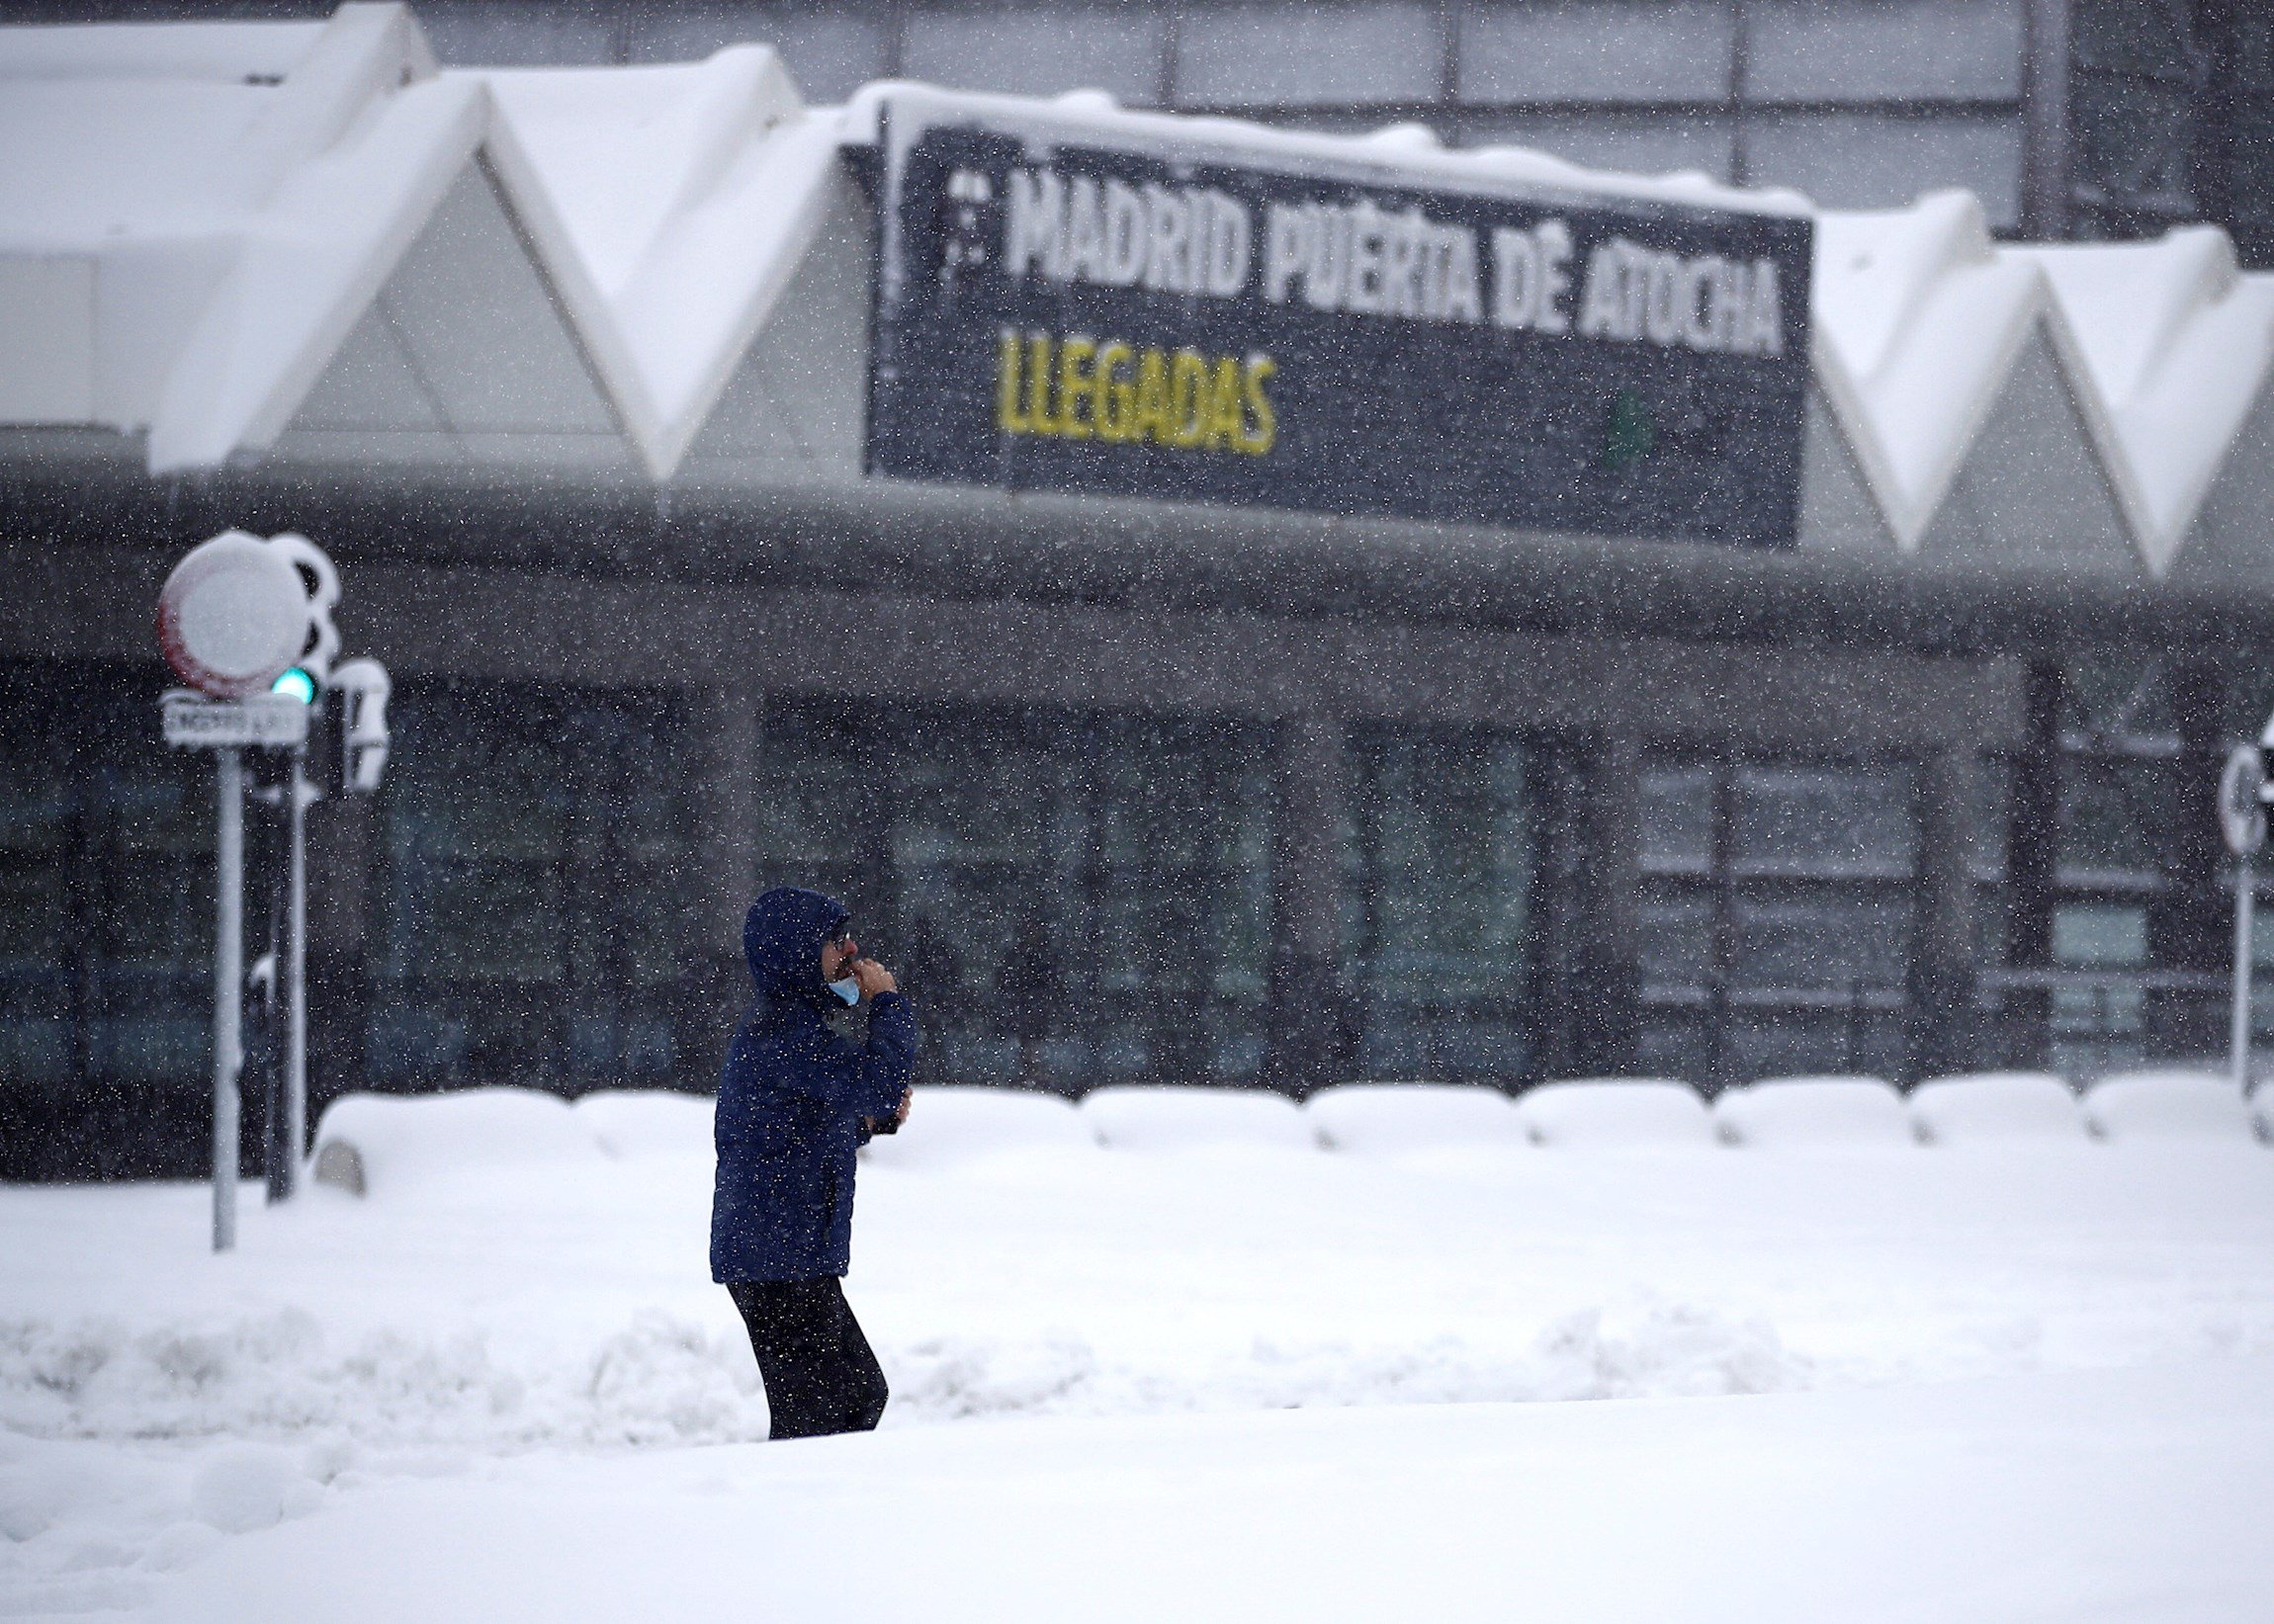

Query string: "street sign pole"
[158, 532, 382, 1242]
[2219, 743, 2271, 1095]
[2232, 856, 2255, 1092]
[213, 746, 243, 1253]
[283, 743, 312, 1200]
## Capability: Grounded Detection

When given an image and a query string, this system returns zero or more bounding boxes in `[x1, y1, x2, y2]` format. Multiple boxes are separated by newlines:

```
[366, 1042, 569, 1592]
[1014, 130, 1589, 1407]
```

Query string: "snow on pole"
[2231, 862, 2254, 1093]
[214, 745, 243, 1254]
[2218, 743, 2268, 1094]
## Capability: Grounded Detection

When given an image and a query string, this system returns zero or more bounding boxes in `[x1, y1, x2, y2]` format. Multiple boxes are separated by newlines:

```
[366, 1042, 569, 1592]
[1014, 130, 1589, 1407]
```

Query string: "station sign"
[865, 90, 1816, 548]
[160, 689, 310, 750]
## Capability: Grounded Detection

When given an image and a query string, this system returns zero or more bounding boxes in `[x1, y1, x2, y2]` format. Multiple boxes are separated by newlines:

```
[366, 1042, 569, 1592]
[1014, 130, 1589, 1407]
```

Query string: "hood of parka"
[743, 886, 849, 1009]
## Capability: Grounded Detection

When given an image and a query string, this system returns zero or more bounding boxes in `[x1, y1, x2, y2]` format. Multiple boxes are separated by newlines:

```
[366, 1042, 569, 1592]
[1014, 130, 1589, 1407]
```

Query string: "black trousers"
[727, 1276, 890, 1440]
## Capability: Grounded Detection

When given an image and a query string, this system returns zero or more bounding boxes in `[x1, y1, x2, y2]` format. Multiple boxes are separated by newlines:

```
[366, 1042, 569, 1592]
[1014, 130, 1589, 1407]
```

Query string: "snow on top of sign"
[2013, 230, 2274, 574]
[473, 47, 835, 476]
[1810, 191, 2045, 552]
[845, 80, 1813, 219]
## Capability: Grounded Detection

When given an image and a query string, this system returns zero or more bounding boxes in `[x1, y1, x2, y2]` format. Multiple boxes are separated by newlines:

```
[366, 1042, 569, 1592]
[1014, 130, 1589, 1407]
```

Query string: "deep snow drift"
[5, 1079, 2274, 1621]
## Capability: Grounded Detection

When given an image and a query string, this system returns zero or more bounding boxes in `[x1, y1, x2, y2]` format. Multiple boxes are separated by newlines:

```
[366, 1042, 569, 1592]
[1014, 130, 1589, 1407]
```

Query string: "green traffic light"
[271, 667, 317, 705]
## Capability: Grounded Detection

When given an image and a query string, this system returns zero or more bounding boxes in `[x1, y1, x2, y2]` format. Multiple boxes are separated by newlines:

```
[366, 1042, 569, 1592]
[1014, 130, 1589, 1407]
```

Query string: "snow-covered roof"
[5, 2, 2273, 582]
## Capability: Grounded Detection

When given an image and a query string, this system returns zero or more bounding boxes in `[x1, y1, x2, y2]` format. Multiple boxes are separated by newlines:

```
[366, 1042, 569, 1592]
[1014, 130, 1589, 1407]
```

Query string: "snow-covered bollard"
[1907, 1072, 2087, 1146]
[1303, 1082, 1526, 1153]
[2080, 1069, 2258, 1143]
[860, 1086, 1091, 1169]
[1079, 1086, 1312, 1152]
[573, 1089, 715, 1160]
[308, 1087, 609, 1196]
[1712, 1076, 1913, 1148]
[1512, 1079, 1714, 1149]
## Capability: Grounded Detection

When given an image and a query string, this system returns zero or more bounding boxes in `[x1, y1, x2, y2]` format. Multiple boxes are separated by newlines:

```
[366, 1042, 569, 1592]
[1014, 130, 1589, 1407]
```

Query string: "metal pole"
[2232, 856, 2255, 1092]
[282, 743, 310, 1199]
[214, 746, 243, 1253]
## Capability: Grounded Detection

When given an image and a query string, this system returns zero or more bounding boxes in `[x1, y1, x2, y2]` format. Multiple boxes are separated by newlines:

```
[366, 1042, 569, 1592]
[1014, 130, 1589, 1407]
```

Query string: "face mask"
[828, 976, 861, 1006]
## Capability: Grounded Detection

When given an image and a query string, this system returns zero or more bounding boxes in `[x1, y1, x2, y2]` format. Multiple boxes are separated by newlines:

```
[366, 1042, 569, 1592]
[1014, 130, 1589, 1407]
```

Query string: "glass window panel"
[0, 1014, 70, 1085]
[627, 5, 891, 99]
[1352, 728, 1531, 1081]
[1636, 1005, 1710, 1080]
[1637, 888, 1714, 984]
[1745, 0, 2024, 104]
[416, 1, 619, 66]
[1730, 762, 1914, 878]
[1970, 756, 2011, 882]
[2072, 0, 2204, 82]
[87, 1016, 205, 1084]
[2054, 901, 2146, 968]
[2062, 655, 2174, 740]
[1723, 1008, 1905, 1081]
[2057, 756, 2168, 876]
[1464, 112, 1736, 182]
[1639, 764, 1712, 873]
[0, 866, 69, 971]
[1176, 3, 1443, 108]
[2071, 73, 2200, 214]
[1458, 2, 1735, 105]
[1085, 719, 1273, 1084]
[1731, 889, 1911, 988]
[370, 682, 689, 1092]
[1744, 111, 2022, 223]
[904, 7, 1166, 104]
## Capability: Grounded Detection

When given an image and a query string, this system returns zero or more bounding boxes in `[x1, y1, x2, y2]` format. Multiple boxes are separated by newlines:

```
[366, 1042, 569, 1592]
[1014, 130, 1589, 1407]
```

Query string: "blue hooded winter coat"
[710, 887, 919, 1283]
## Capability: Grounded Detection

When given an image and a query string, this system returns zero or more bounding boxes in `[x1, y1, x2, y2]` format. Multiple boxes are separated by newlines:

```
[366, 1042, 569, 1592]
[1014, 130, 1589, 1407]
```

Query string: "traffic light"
[331, 658, 391, 795]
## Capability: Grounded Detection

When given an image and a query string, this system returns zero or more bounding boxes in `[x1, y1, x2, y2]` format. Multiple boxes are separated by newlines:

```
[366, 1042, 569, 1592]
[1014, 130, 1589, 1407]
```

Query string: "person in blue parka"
[713, 886, 918, 1438]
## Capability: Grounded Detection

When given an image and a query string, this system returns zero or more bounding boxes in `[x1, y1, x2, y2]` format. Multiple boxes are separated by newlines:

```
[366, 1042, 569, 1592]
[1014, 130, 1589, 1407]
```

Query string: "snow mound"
[311, 1087, 606, 1192]
[1304, 1083, 1526, 1154]
[0, 1306, 766, 1450]
[574, 1089, 713, 1160]
[2082, 1070, 2257, 1143]
[1908, 1072, 2087, 1145]
[1080, 1086, 1311, 1152]
[888, 1299, 1809, 1420]
[863, 1087, 1093, 1170]
[1514, 1080, 1714, 1149]
[1713, 1076, 1914, 1149]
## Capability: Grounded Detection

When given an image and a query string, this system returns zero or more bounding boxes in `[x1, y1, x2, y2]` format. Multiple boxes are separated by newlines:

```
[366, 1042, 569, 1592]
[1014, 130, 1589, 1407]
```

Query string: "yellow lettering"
[996, 330, 1028, 434]
[1168, 349, 1209, 449]
[1057, 337, 1095, 440]
[1239, 355, 1276, 455]
[993, 330, 1272, 454]
[1024, 333, 1059, 435]
[1095, 342, 1134, 442]
[1202, 356, 1243, 451]
[1134, 348, 1173, 444]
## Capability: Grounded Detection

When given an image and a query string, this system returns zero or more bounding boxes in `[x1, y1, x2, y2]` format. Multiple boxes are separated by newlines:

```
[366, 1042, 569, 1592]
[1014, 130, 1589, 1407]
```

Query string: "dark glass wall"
[366, 681, 691, 1093]
[1635, 754, 1917, 1089]
[0, 665, 219, 1177]
[1347, 726, 1537, 1082]
[748, 701, 1273, 1090]
[2071, 0, 2274, 267]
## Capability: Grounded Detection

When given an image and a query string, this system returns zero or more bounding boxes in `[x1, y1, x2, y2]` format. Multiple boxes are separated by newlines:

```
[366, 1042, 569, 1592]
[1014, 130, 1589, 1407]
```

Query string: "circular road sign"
[156, 532, 311, 699]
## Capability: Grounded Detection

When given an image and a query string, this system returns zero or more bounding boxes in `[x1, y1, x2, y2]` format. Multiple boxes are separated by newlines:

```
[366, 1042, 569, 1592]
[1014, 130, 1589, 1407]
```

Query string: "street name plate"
[161, 691, 310, 749]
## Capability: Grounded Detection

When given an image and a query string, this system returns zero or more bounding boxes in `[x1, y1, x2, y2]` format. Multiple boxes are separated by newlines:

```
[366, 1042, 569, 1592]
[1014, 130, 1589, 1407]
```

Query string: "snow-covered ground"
[6, 1081, 2274, 1620]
